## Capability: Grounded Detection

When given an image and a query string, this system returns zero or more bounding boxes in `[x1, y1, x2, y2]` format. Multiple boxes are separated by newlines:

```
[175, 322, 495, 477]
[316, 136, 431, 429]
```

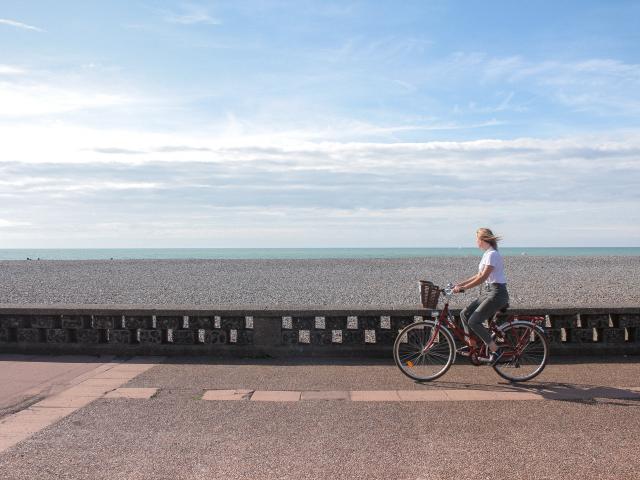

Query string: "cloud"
[1, 126, 638, 247]
[1, 124, 638, 227]
[154, 145, 212, 153]
[0, 64, 26, 75]
[1, 200, 638, 248]
[0, 18, 44, 32]
[162, 5, 221, 25]
[482, 55, 640, 114]
[92, 147, 146, 155]
[90, 146, 213, 155]
[0, 218, 31, 228]
[0, 80, 130, 117]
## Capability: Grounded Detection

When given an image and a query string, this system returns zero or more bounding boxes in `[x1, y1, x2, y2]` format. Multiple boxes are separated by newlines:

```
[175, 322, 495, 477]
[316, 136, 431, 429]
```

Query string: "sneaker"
[489, 348, 504, 366]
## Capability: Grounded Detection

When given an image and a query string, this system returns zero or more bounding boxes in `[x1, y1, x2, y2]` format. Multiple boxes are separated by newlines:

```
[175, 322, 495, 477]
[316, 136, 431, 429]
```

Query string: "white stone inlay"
[380, 316, 391, 329]
[315, 316, 325, 329]
[299, 330, 310, 344]
[365, 330, 376, 343]
[152, 315, 157, 328]
[214, 316, 221, 329]
[332, 330, 342, 343]
[245, 316, 254, 329]
[282, 316, 292, 329]
[414, 315, 424, 322]
[347, 316, 358, 329]
[167, 329, 174, 343]
[230, 329, 238, 343]
[399, 329, 408, 343]
[198, 329, 206, 343]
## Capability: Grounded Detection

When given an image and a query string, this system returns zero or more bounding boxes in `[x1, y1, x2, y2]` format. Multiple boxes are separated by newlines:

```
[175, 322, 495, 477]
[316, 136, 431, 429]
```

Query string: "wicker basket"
[418, 280, 441, 309]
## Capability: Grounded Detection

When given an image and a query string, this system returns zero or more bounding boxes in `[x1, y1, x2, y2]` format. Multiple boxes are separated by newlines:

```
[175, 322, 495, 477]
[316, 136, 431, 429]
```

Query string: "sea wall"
[1, 305, 639, 357]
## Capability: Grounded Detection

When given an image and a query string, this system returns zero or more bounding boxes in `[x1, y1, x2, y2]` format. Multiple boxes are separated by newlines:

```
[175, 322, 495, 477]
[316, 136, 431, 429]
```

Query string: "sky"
[0, 0, 639, 248]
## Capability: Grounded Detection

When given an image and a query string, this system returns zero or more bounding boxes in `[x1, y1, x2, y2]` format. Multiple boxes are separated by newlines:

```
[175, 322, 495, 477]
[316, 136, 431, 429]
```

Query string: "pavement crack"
[0, 394, 46, 420]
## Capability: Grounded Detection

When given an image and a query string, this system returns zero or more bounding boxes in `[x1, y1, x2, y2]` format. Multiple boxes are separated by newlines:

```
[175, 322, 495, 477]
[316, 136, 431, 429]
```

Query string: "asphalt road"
[1, 355, 639, 480]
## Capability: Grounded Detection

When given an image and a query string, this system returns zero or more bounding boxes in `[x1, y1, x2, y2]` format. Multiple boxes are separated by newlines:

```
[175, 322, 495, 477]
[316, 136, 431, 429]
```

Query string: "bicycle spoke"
[394, 322, 455, 381]
[424, 350, 450, 361]
[493, 323, 548, 381]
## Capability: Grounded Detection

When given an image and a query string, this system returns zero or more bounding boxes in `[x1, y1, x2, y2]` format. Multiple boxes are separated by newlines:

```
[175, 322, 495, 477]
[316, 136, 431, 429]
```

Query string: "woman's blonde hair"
[476, 227, 502, 250]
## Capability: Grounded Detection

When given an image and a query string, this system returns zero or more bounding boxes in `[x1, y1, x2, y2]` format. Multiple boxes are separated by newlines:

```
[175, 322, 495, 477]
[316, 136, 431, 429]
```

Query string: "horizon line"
[1, 246, 639, 250]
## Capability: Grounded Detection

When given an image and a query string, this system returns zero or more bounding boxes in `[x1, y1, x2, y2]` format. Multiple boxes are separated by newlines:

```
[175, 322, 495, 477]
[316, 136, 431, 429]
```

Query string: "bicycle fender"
[498, 320, 548, 341]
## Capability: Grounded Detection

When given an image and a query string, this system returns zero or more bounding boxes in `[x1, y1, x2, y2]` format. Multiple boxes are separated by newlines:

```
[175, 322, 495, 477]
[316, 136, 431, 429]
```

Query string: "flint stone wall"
[1, 305, 639, 357]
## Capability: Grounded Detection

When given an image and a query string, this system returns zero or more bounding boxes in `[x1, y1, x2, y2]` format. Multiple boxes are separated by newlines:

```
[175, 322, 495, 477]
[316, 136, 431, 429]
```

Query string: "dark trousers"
[460, 283, 509, 346]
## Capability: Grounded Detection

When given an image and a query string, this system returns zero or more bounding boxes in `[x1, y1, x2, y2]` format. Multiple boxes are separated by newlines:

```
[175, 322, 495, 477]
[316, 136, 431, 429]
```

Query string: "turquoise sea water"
[0, 247, 639, 260]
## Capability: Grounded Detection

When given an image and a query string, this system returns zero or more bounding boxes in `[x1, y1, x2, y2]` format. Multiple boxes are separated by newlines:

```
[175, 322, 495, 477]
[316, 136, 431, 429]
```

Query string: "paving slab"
[250, 391, 301, 402]
[350, 390, 401, 402]
[78, 378, 132, 388]
[34, 395, 97, 409]
[0, 356, 165, 455]
[57, 385, 115, 398]
[104, 388, 159, 399]
[300, 390, 350, 401]
[444, 389, 543, 401]
[0, 355, 116, 416]
[202, 390, 254, 401]
[90, 370, 142, 380]
[396, 390, 450, 401]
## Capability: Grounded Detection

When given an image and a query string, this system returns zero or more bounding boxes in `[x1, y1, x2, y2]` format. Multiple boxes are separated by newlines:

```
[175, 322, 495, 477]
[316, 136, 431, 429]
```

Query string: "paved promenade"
[1, 355, 639, 479]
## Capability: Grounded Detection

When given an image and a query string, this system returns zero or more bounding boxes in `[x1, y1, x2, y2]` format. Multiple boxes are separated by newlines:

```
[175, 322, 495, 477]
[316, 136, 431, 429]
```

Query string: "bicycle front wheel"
[493, 321, 549, 382]
[393, 321, 455, 382]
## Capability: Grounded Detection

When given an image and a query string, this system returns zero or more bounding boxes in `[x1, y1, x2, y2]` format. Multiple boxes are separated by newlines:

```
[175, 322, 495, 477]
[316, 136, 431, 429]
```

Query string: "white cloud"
[0, 64, 26, 75]
[162, 5, 220, 25]
[0, 49, 638, 246]
[0, 18, 44, 32]
[2, 120, 640, 176]
[0, 81, 129, 117]
[1, 200, 638, 247]
[19, 181, 163, 194]
[0, 219, 31, 228]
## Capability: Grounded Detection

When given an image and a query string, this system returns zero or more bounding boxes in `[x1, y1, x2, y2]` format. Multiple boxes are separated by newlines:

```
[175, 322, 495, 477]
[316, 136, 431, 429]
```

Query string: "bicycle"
[393, 280, 549, 382]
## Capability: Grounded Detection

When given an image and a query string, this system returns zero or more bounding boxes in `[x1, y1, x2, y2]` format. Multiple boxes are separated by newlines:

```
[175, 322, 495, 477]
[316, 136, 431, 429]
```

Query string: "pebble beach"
[0, 256, 638, 309]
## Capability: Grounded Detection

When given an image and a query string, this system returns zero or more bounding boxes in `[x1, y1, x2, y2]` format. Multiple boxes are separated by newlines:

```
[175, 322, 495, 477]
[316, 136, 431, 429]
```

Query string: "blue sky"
[1, 0, 639, 247]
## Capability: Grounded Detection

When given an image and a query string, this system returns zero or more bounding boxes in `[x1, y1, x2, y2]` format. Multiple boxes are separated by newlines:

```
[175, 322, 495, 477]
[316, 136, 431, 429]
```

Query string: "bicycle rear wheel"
[393, 321, 455, 382]
[493, 322, 548, 382]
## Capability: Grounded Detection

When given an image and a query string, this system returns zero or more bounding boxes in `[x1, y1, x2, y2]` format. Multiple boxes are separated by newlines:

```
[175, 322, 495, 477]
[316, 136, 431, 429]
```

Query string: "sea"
[0, 247, 639, 260]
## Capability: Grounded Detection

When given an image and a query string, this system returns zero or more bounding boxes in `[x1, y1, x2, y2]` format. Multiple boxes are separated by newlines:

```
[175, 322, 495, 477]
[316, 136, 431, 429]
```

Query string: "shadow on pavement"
[416, 379, 640, 404]
[147, 354, 640, 366]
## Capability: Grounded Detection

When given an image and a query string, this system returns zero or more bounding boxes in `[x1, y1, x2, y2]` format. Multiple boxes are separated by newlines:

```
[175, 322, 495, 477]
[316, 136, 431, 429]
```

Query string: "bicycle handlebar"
[442, 283, 464, 296]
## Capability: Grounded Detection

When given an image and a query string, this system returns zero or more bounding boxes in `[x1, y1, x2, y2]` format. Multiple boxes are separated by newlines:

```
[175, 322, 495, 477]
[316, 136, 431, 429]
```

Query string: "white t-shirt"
[478, 248, 507, 284]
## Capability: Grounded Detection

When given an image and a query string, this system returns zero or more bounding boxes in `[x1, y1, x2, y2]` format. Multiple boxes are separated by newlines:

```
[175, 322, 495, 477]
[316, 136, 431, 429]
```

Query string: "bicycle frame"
[426, 291, 546, 360]
[395, 282, 550, 382]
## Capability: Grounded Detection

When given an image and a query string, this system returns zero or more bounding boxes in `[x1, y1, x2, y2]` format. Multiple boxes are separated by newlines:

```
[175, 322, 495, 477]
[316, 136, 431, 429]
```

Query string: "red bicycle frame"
[427, 295, 546, 360]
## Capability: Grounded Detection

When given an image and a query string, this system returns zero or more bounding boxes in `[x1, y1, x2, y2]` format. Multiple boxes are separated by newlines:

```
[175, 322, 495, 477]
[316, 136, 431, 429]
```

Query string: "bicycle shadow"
[417, 380, 640, 406]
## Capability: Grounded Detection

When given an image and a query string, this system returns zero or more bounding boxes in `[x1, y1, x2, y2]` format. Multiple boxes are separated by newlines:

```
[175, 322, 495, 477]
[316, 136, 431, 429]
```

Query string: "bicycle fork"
[420, 324, 441, 354]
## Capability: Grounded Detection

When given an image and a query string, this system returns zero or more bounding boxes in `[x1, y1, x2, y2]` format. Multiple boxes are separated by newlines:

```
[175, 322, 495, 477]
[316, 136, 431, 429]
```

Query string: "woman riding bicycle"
[453, 228, 509, 365]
